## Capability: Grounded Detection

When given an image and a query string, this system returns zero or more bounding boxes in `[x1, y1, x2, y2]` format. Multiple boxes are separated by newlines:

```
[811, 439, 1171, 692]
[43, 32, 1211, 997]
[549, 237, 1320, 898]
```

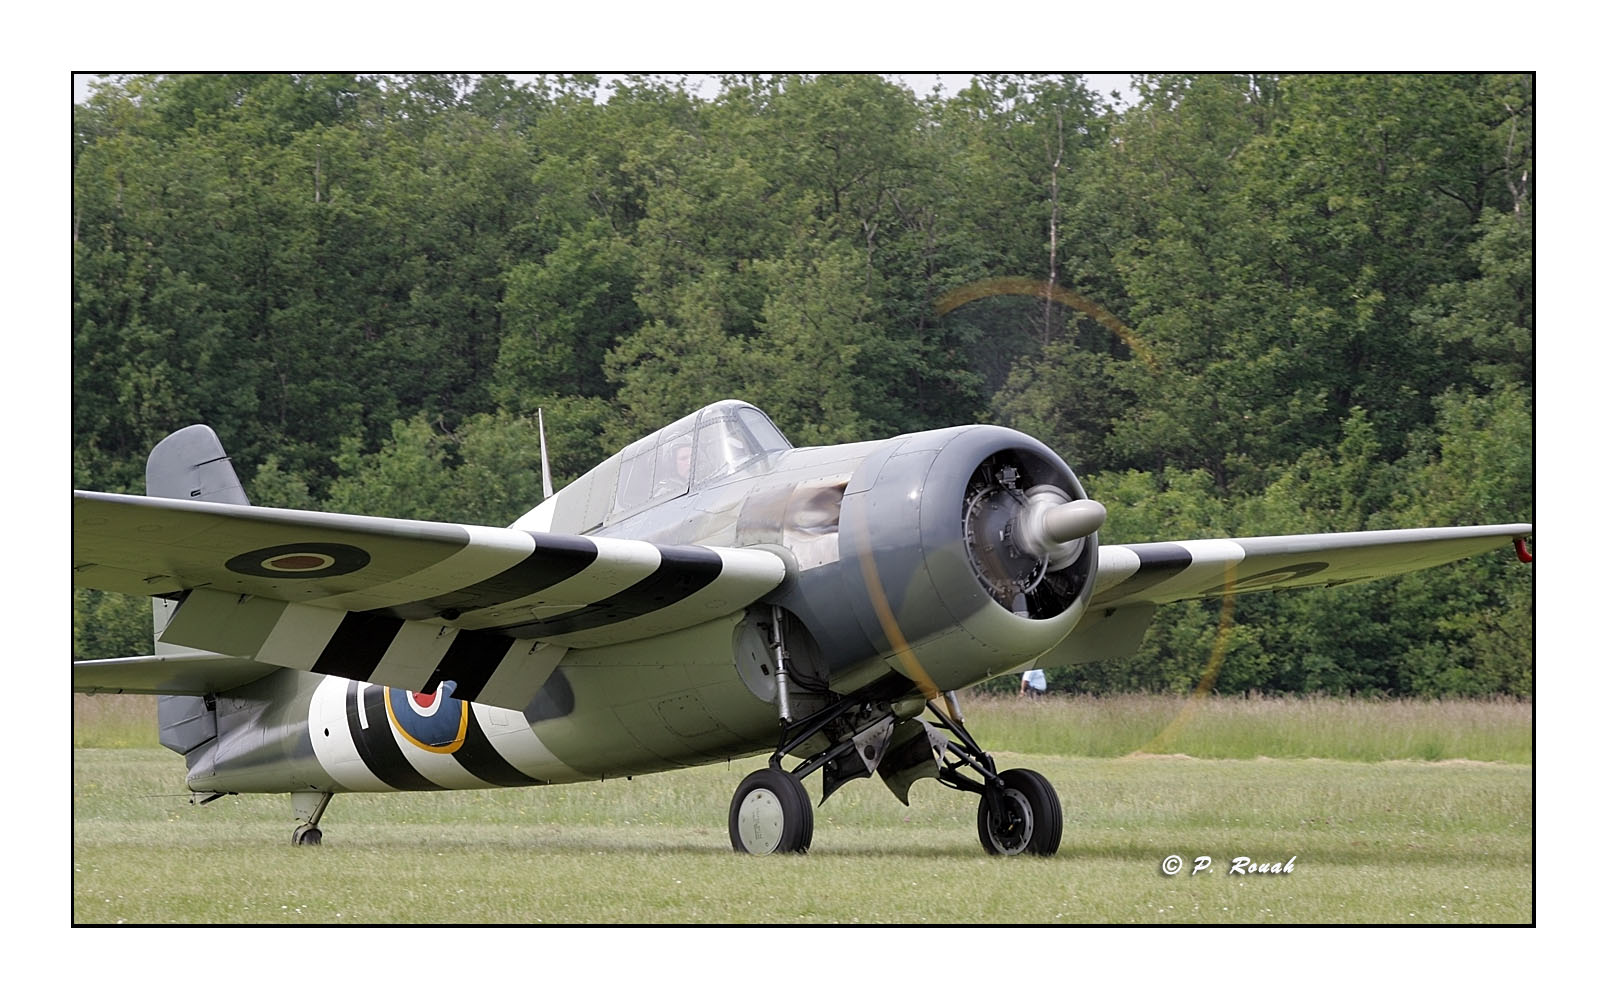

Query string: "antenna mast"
[537, 409, 554, 500]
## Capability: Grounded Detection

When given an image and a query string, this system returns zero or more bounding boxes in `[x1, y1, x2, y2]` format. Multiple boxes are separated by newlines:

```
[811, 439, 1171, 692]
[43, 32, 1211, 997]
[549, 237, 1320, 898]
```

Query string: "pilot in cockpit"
[656, 438, 694, 495]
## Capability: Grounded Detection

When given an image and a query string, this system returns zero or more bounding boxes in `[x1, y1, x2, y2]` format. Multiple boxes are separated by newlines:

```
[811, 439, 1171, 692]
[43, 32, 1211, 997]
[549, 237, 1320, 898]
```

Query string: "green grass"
[73, 693, 162, 749]
[72, 691, 1534, 924]
[959, 692, 1534, 764]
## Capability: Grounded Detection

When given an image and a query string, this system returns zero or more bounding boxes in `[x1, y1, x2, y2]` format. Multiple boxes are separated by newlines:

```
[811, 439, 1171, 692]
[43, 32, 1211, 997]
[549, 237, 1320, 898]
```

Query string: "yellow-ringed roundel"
[384, 680, 469, 753]
[226, 542, 371, 579]
[339, 680, 545, 790]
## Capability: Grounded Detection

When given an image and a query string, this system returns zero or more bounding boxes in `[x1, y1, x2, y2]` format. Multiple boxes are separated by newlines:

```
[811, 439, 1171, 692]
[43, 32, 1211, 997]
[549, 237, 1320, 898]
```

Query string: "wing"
[1045, 523, 1532, 667]
[1089, 524, 1532, 608]
[73, 491, 787, 709]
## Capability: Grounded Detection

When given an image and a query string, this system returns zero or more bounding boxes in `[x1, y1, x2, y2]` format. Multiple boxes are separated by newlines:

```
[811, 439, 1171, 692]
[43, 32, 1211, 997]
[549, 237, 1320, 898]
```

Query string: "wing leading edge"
[72, 490, 787, 709]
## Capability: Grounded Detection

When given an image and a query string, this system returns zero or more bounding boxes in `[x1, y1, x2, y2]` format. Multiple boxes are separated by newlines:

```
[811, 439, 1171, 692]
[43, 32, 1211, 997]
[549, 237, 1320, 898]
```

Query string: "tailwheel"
[290, 790, 332, 847]
[729, 768, 814, 855]
[977, 769, 1062, 856]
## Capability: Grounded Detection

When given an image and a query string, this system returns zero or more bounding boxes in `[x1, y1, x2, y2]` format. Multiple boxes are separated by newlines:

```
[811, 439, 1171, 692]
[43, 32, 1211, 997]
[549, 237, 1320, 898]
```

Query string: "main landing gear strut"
[929, 696, 1062, 857]
[727, 610, 1062, 856]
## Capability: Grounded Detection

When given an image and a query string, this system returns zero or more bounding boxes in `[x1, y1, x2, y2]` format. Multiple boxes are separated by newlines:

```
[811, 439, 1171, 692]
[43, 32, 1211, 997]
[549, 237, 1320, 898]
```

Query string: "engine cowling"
[824, 426, 1100, 693]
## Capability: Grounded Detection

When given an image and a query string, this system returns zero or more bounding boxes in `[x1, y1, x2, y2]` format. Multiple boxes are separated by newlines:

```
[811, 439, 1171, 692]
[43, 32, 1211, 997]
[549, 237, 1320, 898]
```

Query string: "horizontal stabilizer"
[73, 653, 278, 696]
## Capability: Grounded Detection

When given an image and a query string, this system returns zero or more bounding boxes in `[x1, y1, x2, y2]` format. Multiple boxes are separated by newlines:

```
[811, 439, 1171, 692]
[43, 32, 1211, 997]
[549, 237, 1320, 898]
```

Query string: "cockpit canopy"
[610, 401, 791, 519]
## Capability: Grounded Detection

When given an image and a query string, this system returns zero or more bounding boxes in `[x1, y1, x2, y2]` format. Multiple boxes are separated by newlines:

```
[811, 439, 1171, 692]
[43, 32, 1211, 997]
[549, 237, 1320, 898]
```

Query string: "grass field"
[71, 692, 1533, 925]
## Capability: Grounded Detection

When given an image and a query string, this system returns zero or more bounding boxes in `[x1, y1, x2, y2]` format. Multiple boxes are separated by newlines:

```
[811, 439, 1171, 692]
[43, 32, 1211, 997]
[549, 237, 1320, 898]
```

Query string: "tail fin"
[146, 426, 249, 756]
[146, 424, 250, 505]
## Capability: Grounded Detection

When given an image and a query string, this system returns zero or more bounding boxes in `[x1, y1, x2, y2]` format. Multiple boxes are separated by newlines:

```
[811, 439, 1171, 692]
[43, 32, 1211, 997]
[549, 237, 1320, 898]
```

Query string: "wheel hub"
[735, 787, 787, 854]
[982, 787, 1036, 854]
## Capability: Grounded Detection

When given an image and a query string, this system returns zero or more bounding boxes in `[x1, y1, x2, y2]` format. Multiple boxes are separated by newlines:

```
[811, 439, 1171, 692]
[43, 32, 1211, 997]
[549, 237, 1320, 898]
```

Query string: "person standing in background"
[1020, 668, 1046, 698]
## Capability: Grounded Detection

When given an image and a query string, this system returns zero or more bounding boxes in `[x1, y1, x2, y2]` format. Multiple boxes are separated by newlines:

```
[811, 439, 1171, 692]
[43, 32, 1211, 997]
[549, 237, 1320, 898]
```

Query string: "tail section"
[146, 426, 250, 757]
[146, 424, 252, 506]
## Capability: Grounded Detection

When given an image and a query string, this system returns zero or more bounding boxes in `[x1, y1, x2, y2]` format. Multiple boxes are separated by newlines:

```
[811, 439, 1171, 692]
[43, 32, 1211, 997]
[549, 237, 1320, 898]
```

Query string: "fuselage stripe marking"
[454, 710, 548, 787]
[344, 681, 443, 791]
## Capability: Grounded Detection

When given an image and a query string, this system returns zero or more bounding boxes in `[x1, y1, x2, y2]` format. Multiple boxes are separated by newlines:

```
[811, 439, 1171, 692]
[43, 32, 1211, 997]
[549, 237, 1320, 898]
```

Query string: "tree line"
[72, 73, 1534, 695]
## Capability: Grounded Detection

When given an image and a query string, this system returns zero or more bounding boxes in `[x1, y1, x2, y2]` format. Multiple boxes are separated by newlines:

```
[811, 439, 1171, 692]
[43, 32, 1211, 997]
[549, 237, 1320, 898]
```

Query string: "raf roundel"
[385, 681, 469, 754]
[225, 542, 371, 579]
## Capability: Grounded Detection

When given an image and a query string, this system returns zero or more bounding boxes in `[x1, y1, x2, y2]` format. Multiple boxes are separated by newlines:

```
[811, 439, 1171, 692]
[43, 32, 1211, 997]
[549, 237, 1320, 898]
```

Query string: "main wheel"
[291, 824, 323, 847]
[729, 768, 814, 854]
[976, 768, 1061, 856]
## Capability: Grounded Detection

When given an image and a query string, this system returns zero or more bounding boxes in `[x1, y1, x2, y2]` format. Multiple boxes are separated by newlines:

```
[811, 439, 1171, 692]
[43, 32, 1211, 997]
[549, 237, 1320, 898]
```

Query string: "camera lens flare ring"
[935, 276, 1235, 752]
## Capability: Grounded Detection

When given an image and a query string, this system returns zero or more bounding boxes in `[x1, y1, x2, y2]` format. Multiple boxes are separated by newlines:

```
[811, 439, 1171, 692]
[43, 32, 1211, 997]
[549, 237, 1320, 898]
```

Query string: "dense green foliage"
[72, 73, 1533, 694]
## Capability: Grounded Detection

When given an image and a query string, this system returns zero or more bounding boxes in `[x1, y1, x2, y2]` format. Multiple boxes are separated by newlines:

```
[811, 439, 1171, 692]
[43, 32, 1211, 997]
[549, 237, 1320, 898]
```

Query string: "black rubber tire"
[728, 768, 814, 854]
[291, 825, 323, 847]
[976, 768, 1062, 856]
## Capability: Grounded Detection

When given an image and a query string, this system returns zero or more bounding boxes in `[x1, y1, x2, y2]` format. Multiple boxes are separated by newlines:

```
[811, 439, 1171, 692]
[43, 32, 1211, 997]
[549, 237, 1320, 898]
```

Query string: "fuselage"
[183, 402, 1099, 797]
